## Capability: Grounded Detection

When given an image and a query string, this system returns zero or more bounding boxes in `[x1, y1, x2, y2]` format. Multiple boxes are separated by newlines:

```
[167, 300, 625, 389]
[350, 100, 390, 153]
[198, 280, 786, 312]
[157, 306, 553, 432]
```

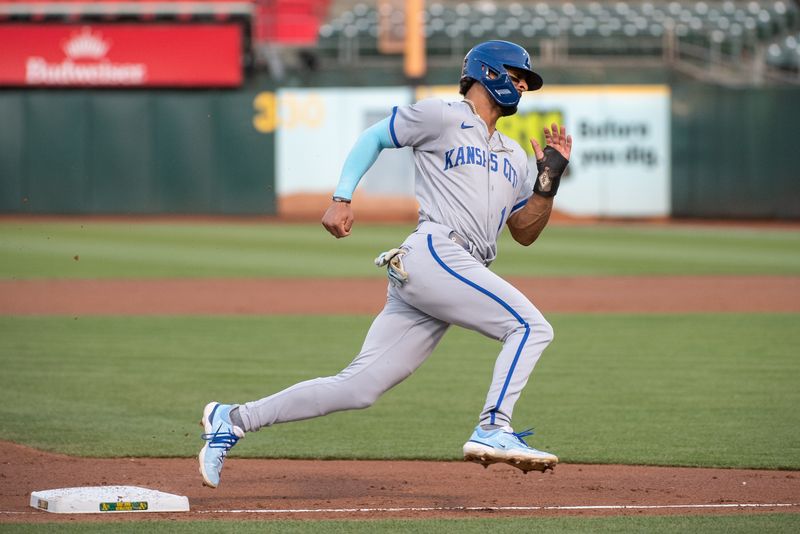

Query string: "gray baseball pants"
[237, 221, 553, 431]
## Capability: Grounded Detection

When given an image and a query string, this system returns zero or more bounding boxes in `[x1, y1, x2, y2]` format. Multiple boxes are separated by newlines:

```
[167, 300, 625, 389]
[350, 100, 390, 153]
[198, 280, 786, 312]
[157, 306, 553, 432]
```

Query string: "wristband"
[332, 196, 352, 204]
[533, 146, 569, 198]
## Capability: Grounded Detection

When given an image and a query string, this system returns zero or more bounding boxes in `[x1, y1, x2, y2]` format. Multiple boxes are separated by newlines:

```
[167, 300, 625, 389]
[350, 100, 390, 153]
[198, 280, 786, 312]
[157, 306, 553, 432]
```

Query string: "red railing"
[254, 0, 329, 45]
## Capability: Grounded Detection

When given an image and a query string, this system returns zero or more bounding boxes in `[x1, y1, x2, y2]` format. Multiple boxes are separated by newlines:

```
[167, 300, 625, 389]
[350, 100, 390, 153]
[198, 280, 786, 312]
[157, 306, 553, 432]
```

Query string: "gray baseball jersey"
[391, 99, 533, 265]
[238, 98, 553, 433]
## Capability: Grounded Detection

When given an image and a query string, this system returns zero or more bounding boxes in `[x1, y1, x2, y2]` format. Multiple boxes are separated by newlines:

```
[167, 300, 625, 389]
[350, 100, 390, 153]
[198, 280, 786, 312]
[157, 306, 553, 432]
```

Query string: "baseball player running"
[199, 40, 572, 488]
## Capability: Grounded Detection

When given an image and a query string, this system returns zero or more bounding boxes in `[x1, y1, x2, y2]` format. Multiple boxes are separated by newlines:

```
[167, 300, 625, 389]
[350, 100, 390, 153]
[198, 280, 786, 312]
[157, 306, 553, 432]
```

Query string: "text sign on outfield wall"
[0, 24, 242, 87]
[276, 85, 670, 218]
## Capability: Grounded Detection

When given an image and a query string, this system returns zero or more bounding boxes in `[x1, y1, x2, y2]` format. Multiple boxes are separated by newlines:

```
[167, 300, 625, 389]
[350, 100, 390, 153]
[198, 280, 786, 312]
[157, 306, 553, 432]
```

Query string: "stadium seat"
[263, 0, 800, 72]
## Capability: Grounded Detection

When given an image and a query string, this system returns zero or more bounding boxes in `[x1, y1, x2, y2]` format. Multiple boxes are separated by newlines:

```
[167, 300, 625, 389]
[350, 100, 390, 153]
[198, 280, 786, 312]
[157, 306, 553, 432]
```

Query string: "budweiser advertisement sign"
[0, 24, 243, 87]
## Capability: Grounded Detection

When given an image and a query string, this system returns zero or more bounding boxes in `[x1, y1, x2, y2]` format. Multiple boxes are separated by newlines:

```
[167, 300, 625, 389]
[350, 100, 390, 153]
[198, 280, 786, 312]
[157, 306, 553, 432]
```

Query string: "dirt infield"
[3, 276, 799, 315]
[2, 275, 799, 522]
[2, 441, 798, 523]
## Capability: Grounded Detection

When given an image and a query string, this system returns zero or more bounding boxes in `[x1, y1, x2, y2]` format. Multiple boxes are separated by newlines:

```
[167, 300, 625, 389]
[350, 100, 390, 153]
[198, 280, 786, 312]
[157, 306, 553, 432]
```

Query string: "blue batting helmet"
[461, 40, 543, 112]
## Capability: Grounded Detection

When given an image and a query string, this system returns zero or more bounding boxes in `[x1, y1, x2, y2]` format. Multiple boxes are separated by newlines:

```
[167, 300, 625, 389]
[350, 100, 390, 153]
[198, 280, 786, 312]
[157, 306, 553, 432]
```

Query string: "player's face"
[505, 68, 529, 94]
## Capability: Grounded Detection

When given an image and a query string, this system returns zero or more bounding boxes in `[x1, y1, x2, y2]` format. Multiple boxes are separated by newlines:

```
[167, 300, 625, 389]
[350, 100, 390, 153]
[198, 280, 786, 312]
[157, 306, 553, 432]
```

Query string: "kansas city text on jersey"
[443, 146, 519, 187]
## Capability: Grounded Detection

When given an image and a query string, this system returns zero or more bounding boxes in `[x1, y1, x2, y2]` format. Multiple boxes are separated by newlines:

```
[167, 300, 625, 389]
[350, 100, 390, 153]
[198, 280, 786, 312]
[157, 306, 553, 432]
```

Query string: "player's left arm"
[507, 123, 572, 246]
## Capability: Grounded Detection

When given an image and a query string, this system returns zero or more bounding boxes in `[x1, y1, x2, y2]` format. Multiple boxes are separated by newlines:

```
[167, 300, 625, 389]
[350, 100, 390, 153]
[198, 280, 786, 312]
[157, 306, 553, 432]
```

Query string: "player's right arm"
[322, 116, 396, 238]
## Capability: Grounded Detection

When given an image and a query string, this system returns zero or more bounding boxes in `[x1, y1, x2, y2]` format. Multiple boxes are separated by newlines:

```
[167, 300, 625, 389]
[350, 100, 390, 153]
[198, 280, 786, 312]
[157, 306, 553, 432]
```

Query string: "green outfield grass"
[2, 514, 799, 533]
[1, 220, 799, 278]
[1, 313, 797, 469]
[2, 220, 797, 530]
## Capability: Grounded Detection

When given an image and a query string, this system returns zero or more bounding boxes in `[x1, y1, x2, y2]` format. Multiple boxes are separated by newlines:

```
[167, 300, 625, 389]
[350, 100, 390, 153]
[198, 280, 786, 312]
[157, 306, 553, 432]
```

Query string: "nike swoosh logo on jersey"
[460, 122, 473, 129]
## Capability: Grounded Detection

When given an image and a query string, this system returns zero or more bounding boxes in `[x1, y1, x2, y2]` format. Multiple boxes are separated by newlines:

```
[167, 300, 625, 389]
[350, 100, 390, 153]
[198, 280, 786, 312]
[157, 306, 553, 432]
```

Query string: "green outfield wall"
[0, 82, 276, 215]
[671, 84, 800, 219]
[1, 71, 798, 218]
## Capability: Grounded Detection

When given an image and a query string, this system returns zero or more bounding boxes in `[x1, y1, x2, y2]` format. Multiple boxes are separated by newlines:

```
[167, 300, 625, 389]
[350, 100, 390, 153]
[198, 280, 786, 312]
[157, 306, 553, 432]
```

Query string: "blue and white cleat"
[199, 402, 244, 488]
[463, 426, 558, 473]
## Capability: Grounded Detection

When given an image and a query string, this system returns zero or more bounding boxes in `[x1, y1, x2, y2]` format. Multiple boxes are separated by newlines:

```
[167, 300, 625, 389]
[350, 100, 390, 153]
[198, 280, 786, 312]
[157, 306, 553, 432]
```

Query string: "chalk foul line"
[197, 503, 798, 514]
[5, 502, 797, 516]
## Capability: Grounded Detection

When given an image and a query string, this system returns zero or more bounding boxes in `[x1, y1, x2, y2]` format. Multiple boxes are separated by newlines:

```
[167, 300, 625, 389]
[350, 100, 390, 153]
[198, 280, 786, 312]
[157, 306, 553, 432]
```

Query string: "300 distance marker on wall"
[253, 91, 326, 133]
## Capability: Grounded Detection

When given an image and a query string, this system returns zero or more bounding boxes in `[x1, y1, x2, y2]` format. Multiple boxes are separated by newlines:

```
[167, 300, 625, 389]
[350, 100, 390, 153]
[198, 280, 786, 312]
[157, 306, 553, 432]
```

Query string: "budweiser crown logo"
[63, 27, 110, 59]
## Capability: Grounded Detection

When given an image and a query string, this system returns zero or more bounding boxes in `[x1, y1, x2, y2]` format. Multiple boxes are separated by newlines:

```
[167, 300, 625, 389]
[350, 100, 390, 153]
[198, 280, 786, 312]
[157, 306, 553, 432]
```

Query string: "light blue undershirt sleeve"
[333, 116, 396, 200]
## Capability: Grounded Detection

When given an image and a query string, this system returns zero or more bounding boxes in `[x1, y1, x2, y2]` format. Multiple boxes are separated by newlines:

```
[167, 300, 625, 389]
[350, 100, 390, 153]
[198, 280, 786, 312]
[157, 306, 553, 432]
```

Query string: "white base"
[30, 486, 189, 514]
